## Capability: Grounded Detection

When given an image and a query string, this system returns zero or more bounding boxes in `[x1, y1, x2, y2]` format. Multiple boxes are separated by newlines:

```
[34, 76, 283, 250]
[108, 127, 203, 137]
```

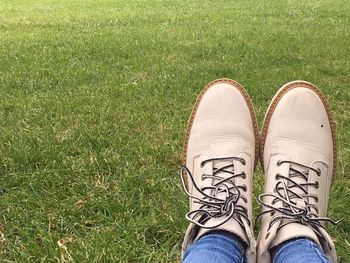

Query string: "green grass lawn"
[0, 0, 349, 261]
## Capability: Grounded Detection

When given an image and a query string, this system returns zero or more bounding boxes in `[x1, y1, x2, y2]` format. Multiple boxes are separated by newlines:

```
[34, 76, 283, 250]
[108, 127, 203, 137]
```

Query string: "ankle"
[201, 230, 247, 250]
[270, 237, 320, 260]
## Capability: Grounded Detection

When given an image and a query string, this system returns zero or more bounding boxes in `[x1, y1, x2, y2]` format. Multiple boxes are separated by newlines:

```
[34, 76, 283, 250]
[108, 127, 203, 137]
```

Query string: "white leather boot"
[180, 79, 258, 263]
[257, 80, 340, 263]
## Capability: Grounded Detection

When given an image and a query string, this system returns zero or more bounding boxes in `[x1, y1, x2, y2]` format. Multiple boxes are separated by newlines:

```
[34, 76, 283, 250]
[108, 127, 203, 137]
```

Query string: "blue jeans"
[183, 233, 330, 263]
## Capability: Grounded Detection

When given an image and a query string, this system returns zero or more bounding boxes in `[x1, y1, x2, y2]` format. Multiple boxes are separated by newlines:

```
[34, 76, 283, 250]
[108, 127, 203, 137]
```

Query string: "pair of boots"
[180, 79, 339, 262]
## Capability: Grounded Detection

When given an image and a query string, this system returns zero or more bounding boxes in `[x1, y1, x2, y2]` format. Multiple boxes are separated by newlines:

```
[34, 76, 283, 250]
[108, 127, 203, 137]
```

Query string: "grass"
[0, 0, 349, 261]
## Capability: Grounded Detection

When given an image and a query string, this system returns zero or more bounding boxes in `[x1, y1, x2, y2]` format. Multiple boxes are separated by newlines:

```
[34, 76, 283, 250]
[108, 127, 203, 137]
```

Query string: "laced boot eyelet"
[242, 172, 247, 179]
[316, 168, 321, 176]
[243, 184, 247, 192]
[277, 160, 282, 166]
[315, 181, 319, 189]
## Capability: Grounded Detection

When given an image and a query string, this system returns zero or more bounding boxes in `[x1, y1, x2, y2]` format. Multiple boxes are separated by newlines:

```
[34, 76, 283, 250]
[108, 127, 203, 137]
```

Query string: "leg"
[272, 238, 330, 263]
[183, 232, 246, 263]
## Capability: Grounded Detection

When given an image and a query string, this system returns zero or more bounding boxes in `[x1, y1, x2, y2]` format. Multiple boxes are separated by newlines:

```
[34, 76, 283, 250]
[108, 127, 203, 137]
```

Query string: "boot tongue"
[270, 163, 320, 248]
[211, 159, 234, 199]
[195, 158, 249, 245]
[287, 163, 309, 197]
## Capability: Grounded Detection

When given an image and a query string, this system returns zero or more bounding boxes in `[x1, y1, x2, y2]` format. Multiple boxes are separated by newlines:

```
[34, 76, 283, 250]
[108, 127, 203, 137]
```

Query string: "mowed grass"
[0, 0, 349, 261]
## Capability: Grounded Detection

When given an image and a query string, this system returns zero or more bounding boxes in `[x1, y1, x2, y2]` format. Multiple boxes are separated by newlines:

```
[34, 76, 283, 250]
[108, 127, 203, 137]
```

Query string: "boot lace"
[257, 160, 341, 236]
[180, 156, 250, 229]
